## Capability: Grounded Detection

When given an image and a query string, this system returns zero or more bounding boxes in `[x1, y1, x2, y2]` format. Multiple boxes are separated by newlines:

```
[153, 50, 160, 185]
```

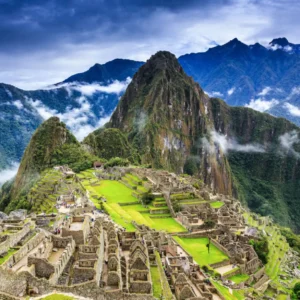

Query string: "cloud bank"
[0, 162, 19, 186]
[203, 131, 265, 154]
[278, 130, 300, 158]
[245, 98, 279, 112]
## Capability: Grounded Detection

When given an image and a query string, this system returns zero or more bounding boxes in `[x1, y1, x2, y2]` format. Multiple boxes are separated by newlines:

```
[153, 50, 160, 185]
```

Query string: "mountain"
[83, 127, 140, 163]
[0, 59, 143, 172]
[2, 37, 300, 179]
[0, 117, 97, 212]
[269, 37, 300, 53]
[178, 37, 300, 123]
[62, 59, 144, 84]
[103, 51, 300, 232]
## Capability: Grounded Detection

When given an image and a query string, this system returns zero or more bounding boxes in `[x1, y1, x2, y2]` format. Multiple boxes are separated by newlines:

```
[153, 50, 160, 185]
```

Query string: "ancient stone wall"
[2, 231, 46, 269]
[0, 223, 31, 256]
[49, 239, 76, 284]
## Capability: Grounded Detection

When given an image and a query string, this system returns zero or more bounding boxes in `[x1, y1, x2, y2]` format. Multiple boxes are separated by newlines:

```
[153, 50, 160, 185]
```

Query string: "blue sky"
[0, 0, 299, 89]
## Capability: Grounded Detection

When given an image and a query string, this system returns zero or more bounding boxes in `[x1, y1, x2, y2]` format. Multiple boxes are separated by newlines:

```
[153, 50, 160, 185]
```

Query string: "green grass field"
[173, 237, 228, 266]
[0, 248, 18, 265]
[228, 274, 249, 284]
[210, 201, 224, 209]
[150, 266, 163, 298]
[81, 177, 186, 233]
[40, 294, 74, 300]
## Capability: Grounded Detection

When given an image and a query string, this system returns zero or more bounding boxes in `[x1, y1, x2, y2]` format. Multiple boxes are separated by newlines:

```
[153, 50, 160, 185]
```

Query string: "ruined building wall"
[0, 223, 31, 256]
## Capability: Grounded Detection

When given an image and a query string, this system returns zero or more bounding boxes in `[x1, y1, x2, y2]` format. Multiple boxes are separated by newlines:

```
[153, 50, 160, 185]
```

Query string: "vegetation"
[228, 274, 250, 284]
[0, 248, 18, 265]
[40, 294, 74, 300]
[292, 282, 300, 299]
[173, 237, 228, 266]
[280, 227, 300, 254]
[83, 128, 140, 163]
[155, 251, 173, 300]
[104, 157, 130, 168]
[249, 237, 269, 265]
[150, 266, 163, 298]
[80, 175, 185, 233]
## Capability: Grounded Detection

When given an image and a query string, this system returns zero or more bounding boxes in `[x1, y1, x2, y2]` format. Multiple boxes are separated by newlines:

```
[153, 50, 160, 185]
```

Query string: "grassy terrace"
[40, 294, 74, 300]
[0, 248, 18, 265]
[210, 201, 224, 209]
[173, 237, 228, 266]
[228, 273, 250, 284]
[150, 266, 163, 298]
[79, 171, 185, 233]
[244, 212, 295, 296]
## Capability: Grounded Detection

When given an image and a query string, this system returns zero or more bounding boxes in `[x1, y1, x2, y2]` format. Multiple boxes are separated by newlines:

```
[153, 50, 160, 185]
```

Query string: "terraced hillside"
[78, 169, 186, 233]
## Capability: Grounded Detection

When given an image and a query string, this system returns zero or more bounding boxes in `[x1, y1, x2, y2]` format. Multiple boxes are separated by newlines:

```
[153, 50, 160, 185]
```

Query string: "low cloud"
[28, 96, 111, 141]
[13, 100, 23, 110]
[207, 91, 224, 98]
[245, 98, 279, 112]
[284, 103, 300, 117]
[258, 87, 272, 96]
[227, 87, 235, 96]
[53, 78, 132, 96]
[279, 130, 300, 158]
[203, 130, 265, 154]
[0, 162, 19, 186]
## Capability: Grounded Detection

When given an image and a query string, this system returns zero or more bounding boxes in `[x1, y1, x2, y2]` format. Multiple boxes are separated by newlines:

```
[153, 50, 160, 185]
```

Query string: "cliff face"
[109, 51, 234, 194]
[109, 51, 300, 231]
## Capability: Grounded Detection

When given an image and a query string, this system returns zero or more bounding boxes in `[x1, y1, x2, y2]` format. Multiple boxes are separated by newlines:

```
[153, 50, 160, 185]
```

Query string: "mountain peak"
[224, 38, 246, 47]
[269, 37, 289, 47]
[144, 51, 182, 73]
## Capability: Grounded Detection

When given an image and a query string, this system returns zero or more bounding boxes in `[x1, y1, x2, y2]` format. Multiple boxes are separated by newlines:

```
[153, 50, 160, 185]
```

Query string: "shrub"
[204, 220, 215, 228]
[104, 157, 129, 168]
[249, 237, 269, 265]
[141, 193, 155, 205]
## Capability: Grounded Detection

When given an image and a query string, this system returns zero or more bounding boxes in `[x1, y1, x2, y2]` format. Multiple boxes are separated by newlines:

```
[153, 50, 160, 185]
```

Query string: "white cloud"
[28, 98, 57, 120]
[227, 87, 235, 96]
[279, 130, 300, 158]
[283, 45, 293, 52]
[13, 100, 24, 110]
[207, 91, 224, 98]
[258, 87, 272, 96]
[27, 96, 111, 141]
[245, 98, 279, 112]
[284, 103, 300, 117]
[203, 130, 265, 154]
[52, 78, 131, 96]
[0, 162, 19, 186]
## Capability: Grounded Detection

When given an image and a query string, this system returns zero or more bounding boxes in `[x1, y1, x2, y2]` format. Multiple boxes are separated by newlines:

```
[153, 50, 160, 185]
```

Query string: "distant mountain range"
[1, 37, 300, 174]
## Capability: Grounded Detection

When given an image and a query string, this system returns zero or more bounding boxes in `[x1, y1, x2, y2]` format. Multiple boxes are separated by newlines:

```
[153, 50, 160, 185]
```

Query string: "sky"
[0, 0, 299, 89]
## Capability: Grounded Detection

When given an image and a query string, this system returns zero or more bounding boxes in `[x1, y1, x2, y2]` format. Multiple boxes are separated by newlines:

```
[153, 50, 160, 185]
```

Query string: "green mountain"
[83, 127, 140, 163]
[107, 51, 300, 232]
[0, 116, 97, 212]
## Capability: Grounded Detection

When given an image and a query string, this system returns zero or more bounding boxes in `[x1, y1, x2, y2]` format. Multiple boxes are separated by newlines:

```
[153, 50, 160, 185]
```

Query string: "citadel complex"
[0, 165, 298, 300]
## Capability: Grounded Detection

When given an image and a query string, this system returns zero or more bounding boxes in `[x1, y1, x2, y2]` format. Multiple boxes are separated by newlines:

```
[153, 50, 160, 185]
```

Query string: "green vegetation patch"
[150, 266, 163, 298]
[228, 274, 250, 284]
[173, 237, 228, 266]
[81, 178, 185, 233]
[210, 201, 224, 209]
[40, 294, 74, 300]
[0, 248, 18, 265]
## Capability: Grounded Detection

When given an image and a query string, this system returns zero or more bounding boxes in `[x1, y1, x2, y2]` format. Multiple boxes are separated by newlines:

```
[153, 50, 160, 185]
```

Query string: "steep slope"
[0, 117, 97, 212]
[109, 51, 234, 194]
[108, 51, 300, 231]
[83, 128, 140, 163]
